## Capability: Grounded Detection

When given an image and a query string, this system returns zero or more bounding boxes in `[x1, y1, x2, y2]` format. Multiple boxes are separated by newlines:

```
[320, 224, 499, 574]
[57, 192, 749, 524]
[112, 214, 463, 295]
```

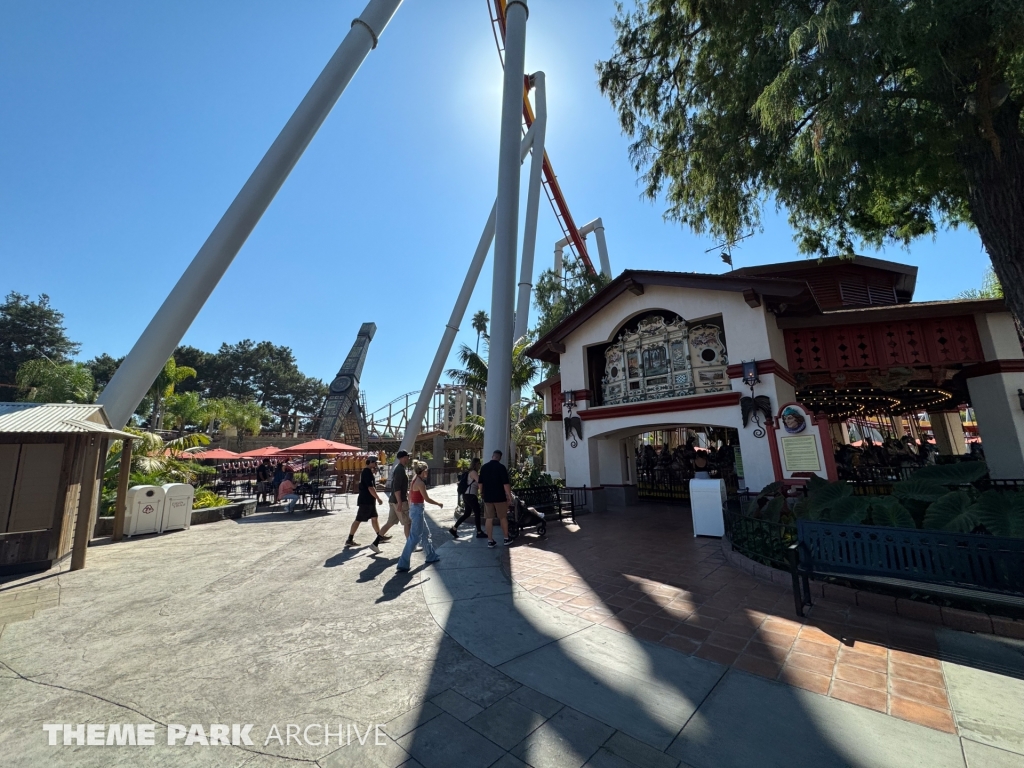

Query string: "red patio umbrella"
[239, 446, 282, 457]
[272, 439, 361, 485]
[272, 439, 361, 455]
[186, 448, 242, 461]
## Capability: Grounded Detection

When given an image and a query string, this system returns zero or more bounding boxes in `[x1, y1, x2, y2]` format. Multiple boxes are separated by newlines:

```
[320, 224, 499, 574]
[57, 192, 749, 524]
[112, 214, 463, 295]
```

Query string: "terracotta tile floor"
[500, 503, 957, 734]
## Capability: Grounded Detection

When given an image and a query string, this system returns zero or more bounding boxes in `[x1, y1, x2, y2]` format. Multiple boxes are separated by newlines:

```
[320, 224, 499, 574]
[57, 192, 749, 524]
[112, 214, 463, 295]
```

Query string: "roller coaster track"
[487, 0, 597, 276]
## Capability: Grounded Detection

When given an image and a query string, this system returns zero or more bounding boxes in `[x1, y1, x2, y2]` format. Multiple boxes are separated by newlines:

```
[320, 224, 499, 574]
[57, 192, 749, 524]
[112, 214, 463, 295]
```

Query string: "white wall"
[553, 284, 789, 493]
[975, 312, 1023, 361]
[968, 372, 1024, 478]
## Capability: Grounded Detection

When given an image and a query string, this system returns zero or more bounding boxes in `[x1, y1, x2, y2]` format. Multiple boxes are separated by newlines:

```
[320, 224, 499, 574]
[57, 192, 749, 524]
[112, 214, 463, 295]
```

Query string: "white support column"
[98, 0, 404, 428]
[592, 219, 612, 278]
[513, 72, 546, 343]
[484, 0, 528, 458]
[968, 373, 1024, 477]
[553, 246, 564, 299]
[929, 410, 967, 456]
[398, 127, 536, 455]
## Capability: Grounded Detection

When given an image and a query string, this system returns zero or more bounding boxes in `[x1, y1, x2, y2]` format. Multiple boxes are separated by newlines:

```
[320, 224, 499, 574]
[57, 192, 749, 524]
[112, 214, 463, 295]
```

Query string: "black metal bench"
[514, 486, 576, 525]
[788, 520, 1024, 617]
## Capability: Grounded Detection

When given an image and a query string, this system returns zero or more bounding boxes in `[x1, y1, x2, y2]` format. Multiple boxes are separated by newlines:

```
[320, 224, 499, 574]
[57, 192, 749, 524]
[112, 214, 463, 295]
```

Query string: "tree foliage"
[173, 340, 326, 423]
[532, 258, 611, 375]
[0, 292, 79, 387]
[598, 1, 1024, 319]
[16, 359, 94, 403]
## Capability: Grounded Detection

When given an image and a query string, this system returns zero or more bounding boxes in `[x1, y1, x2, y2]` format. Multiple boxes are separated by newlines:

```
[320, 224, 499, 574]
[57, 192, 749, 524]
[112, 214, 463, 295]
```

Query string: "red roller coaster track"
[488, 0, 597, 276]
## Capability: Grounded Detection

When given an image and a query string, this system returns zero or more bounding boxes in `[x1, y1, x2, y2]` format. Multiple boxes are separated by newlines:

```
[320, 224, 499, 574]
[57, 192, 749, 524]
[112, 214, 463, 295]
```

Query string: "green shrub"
[749, 461, 1024, 538]
[193, 489, 230, 509]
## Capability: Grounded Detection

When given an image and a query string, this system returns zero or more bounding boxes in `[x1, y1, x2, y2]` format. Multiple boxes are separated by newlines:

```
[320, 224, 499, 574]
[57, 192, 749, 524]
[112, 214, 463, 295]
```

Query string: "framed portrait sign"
[766, 402, 837, 482]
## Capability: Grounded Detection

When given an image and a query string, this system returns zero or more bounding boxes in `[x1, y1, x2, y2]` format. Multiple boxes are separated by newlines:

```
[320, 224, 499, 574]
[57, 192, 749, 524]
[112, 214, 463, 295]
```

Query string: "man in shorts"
[479, 450, 513, 548]
[347, 456, 384, 551]
[371, 450, 410, 550]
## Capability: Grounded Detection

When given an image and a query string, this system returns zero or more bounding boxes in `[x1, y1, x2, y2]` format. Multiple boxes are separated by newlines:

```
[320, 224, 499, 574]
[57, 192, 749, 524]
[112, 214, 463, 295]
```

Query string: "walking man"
[347, 456, 384, 551]
[371, 450, 410, 550]
[480, 450, 513, 548]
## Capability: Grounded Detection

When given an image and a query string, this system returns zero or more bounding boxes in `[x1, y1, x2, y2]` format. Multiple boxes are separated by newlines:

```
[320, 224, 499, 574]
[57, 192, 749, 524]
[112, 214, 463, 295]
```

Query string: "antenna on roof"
[705, 232, 754, 271]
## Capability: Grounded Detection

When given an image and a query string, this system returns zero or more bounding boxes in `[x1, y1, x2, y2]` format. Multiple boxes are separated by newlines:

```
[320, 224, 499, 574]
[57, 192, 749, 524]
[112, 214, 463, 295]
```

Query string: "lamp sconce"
[1018, 388, 1024, 412]
[742, 360, 760, 389]
[563, 390, 577, 409]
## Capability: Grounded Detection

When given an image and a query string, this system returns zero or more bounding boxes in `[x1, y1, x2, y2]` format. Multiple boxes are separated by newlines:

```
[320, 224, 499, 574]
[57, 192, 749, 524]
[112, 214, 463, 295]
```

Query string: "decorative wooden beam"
[625, 278, 644, 296]
[743, 289, 761, 308]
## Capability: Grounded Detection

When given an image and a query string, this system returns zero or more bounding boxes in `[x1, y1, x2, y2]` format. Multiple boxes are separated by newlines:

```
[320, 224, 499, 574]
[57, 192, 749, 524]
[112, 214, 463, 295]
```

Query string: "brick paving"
[500, 503, 958, 734]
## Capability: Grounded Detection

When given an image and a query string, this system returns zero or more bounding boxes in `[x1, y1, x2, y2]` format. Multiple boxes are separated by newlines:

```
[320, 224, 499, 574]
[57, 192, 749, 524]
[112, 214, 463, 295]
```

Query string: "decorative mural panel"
[600, 313, 728, 406]
[784, 315, 984, 374]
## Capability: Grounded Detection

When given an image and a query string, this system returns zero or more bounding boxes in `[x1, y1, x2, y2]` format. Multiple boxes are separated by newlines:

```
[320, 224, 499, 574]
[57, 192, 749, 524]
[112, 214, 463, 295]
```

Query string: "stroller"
[507, 494, 547, 540]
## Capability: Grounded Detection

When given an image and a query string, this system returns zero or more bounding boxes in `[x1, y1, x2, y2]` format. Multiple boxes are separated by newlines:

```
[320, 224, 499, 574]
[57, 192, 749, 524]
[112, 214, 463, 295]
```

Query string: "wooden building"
[0, 403, 132, 575]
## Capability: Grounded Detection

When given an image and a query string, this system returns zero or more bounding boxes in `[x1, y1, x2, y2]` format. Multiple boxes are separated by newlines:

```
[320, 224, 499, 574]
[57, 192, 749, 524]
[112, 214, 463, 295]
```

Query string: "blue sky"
[1, 1, 991, 414]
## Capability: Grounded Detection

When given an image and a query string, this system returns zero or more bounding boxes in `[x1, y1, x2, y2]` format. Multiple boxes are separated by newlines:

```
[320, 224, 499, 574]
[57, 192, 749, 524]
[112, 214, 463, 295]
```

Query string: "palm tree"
[446, 336, 537, 394]
[220, 399, 270, 447]
[471, 310, 489, 354]
[453, 396, 547, 458]
[101, 428, 210, 514]
[148, 358, 196, 432]
[164, 391, 214, 436]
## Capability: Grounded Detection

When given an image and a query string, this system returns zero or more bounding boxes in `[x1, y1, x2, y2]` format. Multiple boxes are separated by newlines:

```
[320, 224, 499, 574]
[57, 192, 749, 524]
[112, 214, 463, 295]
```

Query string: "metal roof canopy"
[0, 403, 134, 439]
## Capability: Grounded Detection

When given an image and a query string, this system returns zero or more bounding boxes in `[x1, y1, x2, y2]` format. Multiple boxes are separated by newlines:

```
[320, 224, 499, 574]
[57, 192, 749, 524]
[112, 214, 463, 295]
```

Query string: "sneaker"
[414, 545, 423, 552]
[369, 543, 381, 554]
[449, 527, 459, 539]
[503, 538, 513, 546]
[345, 539, 356, 547]
[488, 540, 496, 548]
[396, 567, 410, 573]
[379, 534, 393, 541]
[476, 531, 488, 538]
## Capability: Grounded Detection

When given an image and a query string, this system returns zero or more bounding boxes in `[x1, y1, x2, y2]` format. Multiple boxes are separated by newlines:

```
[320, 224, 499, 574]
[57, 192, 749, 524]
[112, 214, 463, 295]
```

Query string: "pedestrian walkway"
[504, 503, 960, 732]
[0, 485, 1022, 767]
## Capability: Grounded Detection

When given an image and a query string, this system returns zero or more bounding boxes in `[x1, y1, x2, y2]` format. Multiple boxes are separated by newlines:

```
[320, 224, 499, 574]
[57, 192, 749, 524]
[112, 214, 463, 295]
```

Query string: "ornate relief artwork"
[688, 323, 730, 394]
[601, 313, 729, 406]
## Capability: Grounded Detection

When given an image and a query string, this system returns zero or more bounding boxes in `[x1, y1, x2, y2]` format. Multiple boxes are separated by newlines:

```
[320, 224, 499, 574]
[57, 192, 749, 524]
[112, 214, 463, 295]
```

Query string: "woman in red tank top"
[396, 461, 443, 572]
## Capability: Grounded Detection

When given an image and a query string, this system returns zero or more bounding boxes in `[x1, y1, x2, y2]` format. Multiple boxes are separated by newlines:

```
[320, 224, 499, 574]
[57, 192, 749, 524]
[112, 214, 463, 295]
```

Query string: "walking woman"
[397, 461, 443, 572]
[449, 458, 485, 538]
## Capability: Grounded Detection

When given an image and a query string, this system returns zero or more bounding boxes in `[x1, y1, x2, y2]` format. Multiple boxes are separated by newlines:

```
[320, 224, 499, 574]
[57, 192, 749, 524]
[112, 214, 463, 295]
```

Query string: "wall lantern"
[742, 360, 760, 388]
[1018, 388, 1024, 412]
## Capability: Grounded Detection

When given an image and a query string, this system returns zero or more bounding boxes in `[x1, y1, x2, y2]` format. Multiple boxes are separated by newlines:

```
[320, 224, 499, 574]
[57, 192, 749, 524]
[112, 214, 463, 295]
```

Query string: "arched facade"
[530, 277, 800, 506]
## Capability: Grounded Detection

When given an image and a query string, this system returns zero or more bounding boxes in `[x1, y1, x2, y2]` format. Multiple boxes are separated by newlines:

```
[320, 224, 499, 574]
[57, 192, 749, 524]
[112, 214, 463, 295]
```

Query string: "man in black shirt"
[347, 457, 384, 552]
[255, 459, 272, 504]
[479, 450, 513, 548]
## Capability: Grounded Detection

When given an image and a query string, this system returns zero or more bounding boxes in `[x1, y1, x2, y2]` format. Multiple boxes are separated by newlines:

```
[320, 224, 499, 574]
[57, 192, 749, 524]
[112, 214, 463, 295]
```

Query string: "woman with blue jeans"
[397, 461, 443, 572]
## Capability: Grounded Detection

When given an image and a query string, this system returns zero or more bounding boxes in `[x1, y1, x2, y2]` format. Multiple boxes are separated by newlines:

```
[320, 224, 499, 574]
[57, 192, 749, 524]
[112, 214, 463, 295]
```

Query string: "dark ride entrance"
[634, 426, 742, 502]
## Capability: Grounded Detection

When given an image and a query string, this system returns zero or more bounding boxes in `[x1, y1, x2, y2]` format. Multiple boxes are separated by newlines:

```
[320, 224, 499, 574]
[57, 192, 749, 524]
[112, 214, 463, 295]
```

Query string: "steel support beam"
[398, 126, 536, 455]
[513, 71, 546, 343]
[98, 0, 404, 428]
[484, 0, 528, 458]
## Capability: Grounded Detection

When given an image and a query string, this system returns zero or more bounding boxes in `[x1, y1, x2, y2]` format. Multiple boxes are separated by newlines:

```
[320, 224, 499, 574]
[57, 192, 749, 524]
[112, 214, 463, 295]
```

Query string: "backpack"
[456, 470, 469, 496]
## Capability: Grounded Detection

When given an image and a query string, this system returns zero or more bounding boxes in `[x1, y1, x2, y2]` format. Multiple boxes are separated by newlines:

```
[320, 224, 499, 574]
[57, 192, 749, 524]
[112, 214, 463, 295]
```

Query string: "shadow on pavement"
[380, 500, 966, 768]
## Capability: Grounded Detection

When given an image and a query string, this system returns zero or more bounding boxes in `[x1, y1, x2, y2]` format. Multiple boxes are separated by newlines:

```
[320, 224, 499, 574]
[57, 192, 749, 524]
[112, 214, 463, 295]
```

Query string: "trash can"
[124, 485, 165, 537]
[689, 478, 726, 538]
[160, 483, 195, 533]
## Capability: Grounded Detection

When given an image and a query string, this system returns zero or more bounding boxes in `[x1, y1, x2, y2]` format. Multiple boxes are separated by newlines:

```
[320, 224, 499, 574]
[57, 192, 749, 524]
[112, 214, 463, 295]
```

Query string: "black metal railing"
[725, 510, 797, 569]
[636, 465, 739, 502]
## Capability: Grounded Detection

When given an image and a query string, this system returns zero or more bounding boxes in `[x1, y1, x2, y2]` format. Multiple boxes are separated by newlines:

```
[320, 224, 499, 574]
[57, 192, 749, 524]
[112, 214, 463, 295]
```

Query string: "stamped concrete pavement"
[1, 485, 1022, 767]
